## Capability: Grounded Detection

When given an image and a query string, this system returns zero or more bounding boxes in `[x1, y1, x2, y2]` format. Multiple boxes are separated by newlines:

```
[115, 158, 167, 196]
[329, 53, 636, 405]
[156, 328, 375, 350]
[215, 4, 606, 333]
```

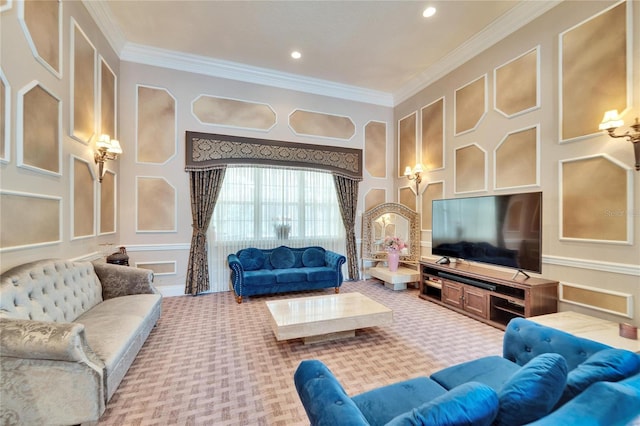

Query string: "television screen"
[432, 192, 542, 273]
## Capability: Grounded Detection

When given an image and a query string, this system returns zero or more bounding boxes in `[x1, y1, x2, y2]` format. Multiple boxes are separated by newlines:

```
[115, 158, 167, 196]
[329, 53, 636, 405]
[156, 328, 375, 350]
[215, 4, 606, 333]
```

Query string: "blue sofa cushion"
[243, 270, 276, 286]
[238, 248, 265, 271]
[305, 267, 337, 282]
[386, 382, 499, 426]
[302, 248, 325, 267]
[273, 269, 307, 284]
[430, 356, 521, 392]
[556, 348, 640, 407]
[526, 373, 640, 426]
[352, 377, 448, 426]
[495, 353, 568, 426]
[270, 246, 295, 269]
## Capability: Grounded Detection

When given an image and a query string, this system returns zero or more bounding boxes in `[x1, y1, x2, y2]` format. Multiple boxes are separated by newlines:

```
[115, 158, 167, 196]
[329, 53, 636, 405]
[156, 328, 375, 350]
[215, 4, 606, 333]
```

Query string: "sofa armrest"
[0, 318, 104, 367]
[294, 359, 369, 425]
[325, 250, 346, 285]
[227, 254, 245, 294]
[92, 261, 158, 299]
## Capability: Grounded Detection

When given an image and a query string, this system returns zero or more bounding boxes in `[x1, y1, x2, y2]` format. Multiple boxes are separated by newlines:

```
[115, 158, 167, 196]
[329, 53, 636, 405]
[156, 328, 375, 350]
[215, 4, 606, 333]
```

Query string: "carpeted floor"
[97, 280, 504, 425]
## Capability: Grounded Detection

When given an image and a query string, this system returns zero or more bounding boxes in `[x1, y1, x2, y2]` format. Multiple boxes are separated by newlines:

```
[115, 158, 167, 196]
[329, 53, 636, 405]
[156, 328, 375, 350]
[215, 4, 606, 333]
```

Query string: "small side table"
[368, 265, 419, 291]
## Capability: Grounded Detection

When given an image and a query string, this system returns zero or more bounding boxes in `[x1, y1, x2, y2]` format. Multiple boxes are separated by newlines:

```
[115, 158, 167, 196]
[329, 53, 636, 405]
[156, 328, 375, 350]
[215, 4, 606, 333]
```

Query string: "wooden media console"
[419, 260, 558, 330]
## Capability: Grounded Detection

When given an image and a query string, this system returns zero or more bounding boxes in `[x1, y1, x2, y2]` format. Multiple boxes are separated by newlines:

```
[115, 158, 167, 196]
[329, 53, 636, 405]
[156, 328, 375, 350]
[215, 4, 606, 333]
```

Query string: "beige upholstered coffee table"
[265, 292, 393, 344]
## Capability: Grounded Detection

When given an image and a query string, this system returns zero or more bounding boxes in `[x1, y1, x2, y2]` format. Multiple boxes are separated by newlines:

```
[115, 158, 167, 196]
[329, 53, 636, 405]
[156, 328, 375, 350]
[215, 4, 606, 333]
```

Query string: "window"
[207, 166, 346, 292]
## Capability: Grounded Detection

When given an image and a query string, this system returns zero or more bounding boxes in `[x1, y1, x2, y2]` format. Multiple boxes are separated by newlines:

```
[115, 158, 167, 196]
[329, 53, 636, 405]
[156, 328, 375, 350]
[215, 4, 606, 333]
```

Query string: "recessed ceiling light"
[291, 51, 302, 59]
[423, 6, 436, 18]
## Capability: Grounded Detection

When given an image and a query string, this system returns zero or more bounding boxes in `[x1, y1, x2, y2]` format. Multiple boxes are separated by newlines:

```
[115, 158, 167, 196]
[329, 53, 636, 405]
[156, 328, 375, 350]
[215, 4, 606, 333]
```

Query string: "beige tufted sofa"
[0, 259, 162, 425]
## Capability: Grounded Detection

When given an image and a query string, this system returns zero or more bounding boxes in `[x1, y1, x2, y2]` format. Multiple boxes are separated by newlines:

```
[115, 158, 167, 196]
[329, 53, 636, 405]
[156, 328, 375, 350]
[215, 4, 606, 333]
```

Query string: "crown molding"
[120, 43, 395, 107]
[392, 0, 562, 105]
[82, 0, 127, 54]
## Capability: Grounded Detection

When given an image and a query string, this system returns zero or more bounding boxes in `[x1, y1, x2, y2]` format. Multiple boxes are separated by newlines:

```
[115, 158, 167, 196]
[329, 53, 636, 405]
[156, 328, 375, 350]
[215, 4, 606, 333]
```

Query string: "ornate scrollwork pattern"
[185, 131, 362, 180]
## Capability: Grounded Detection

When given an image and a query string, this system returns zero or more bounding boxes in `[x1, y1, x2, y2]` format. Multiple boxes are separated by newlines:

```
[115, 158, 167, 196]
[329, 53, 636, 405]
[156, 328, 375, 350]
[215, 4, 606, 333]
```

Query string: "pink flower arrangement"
[383, 236, 406, 251]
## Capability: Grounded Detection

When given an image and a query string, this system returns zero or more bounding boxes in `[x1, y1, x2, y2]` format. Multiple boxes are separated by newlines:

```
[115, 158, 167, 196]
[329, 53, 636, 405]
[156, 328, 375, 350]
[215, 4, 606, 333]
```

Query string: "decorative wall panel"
[494, 47, 539, 117]
[71, 19, 95, 144]
[71, 156, 95, 239]
[99, 170, 116, 234]
[289, 109, 355, 140]
[495, 125, 538, 189]
[560, 2, 628, 141]
[0, 191, 61, 250]
[364, 121, 386, 178]
[454, 75, 487, 135]
[421, 181, 443, 231]
[192, 95, 276, 131]
[18, 81, 61, 175]
[135, 261, 176, 276]
[455, 144, 486, 193]
[1, 1, 12, 13]
[137, 176, 176, 232]
[137, 85, 176, 164]
[399, 187, 416, 211]
[398, 112, 417, 177]
[19, 0, 61, 78]
[0, 68, 8, 162]
[100, 57, 116, 139]
[421, 98, 444, 170]
[561, 155, 630, 242]
[364, 188, 385, 212]
[561, 283, 632, 317]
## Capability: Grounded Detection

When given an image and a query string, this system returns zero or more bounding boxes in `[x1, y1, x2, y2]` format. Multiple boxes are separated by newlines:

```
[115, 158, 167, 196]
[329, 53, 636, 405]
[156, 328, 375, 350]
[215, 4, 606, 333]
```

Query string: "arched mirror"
[362, 203, 420, 262]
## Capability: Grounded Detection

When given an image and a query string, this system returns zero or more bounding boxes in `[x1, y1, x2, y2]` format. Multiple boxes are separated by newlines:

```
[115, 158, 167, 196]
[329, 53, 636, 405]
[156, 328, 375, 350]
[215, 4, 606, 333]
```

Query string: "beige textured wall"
[395, 0, 640, 325]
[0, 1, 120, 270]
[118, 62, 393, 290]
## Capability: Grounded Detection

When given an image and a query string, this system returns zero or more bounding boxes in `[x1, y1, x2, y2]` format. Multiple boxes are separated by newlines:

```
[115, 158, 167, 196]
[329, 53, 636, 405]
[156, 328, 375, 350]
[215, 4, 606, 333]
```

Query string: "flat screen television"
[432, 192, 542, 275]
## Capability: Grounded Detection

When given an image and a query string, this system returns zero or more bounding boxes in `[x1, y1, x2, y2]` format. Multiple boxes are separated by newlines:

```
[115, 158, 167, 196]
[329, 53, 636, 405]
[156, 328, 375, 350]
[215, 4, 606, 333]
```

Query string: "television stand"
[512, 269, 530, 280]
[419, 260, 558, 330]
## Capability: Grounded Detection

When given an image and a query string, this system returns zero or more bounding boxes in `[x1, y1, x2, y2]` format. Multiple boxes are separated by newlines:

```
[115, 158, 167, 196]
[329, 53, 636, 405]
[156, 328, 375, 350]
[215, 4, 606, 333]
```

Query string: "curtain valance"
[185, 131, 363, 180]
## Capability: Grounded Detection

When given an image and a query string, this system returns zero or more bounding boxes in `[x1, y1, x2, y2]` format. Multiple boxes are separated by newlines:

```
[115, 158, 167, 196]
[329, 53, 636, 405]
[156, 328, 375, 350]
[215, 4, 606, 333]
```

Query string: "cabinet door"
[464, 287, 488, 319]
[442, 281, 463, 308]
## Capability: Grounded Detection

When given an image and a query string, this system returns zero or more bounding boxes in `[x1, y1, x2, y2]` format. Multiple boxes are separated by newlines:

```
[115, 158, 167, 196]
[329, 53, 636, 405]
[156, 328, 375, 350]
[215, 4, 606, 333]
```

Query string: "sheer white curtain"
[207, 166, 346, 292]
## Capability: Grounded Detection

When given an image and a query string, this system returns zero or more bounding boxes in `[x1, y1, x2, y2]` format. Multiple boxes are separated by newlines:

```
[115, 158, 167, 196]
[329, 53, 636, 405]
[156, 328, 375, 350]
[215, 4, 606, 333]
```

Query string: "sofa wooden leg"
[335, 287, 340, 293]
[236, 296, 242, 304]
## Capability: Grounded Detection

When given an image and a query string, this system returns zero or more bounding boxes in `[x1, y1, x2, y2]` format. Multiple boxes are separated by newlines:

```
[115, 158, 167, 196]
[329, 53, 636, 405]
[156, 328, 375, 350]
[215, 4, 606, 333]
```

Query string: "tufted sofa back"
[0, 259, 103, 323]
[503, 317, 610, 371]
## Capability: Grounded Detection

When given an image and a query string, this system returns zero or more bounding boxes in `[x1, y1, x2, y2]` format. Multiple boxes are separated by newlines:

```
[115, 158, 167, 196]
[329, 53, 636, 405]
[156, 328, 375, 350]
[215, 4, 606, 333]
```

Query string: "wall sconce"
[599, 110, 640, 171]
[404, 163, 424, 193]
[95, 134, 122, 182]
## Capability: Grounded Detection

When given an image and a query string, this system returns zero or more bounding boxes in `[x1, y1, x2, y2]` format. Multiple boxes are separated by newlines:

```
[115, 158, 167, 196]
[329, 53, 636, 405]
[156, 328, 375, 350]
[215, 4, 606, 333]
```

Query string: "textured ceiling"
[94, 1, 559, 103]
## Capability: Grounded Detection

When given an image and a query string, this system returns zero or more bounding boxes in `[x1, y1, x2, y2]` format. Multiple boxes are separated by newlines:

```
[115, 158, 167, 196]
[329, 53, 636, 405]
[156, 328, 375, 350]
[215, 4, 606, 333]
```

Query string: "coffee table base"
[303, 330, 355, 344]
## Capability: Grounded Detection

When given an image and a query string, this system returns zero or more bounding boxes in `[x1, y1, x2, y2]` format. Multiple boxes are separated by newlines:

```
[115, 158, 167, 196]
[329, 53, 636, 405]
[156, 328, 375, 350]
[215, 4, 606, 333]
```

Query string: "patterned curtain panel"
[333, 174, 359, 280]
[185, 167, 227, 295]
[186, 131, 362, 180]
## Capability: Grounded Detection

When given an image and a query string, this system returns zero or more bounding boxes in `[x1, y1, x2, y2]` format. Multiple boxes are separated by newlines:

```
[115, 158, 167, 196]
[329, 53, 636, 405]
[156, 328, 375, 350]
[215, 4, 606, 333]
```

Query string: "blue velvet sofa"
[227, 245, 346, 303]
[295, 317, 640, 425]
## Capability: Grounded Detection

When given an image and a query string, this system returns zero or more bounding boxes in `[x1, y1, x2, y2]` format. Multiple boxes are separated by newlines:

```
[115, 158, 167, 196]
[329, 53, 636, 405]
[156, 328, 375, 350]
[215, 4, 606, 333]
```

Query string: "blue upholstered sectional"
[227, 245, 346, 303]
[295, 317, 640, 425]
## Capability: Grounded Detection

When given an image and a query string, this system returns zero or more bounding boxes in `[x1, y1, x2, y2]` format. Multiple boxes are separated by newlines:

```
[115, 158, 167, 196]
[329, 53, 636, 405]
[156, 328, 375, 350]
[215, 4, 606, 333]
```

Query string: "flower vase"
[387, 250, 400, 272]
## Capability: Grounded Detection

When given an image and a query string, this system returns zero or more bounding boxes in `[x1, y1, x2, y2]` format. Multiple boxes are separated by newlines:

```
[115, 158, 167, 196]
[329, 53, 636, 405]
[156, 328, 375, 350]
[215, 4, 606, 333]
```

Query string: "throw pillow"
[495, 353, 568, 426]
[237, 248, 265, 271]
[386, 382, 499, 426]
[270, 246, 296, 269]
[556, 348, 640, 407]
[302, 248, 325, 267]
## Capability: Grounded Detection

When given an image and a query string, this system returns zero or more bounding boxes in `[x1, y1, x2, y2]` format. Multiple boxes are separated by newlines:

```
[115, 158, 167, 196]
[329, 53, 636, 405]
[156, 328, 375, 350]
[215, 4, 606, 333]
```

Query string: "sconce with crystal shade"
[404, 163, 424, 193]
[599, 110, 640, 171]
[95, 134, 122, 182]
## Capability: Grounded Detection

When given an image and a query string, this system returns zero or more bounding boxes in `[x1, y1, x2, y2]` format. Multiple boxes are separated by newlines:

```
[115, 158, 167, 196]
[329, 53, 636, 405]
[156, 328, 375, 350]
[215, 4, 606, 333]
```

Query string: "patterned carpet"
[97, 280, 504, 425]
